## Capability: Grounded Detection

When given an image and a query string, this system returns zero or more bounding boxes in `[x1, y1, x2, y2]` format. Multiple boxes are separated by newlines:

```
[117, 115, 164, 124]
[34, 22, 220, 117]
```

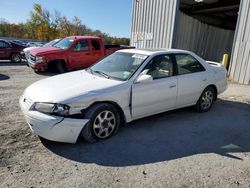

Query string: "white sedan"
[20, 49, 227, 143]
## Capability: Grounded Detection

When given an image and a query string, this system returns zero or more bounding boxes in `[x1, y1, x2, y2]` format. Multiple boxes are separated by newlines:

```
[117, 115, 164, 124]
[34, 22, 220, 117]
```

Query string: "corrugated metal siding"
[174, 12, 235, 62]
[131, 0, 178, 49]
[229, 0, 250, 84]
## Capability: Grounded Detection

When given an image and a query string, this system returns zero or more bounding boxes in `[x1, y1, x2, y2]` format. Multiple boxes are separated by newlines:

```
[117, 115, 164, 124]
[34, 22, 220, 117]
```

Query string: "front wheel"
[81, 103, 121, 143]
[56, 61, 66, 73]
[195, 86, 215, 112]
[11, 53, 21, 63]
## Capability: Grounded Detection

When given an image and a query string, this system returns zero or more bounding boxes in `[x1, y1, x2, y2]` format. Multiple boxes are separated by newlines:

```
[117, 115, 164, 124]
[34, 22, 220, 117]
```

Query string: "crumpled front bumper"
[27, 59, 47, 72]
[19, 96, 89, 143]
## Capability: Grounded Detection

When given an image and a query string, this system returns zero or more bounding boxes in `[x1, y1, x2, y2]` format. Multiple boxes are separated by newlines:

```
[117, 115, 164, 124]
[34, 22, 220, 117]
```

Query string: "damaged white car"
[20, 49, 227, 143]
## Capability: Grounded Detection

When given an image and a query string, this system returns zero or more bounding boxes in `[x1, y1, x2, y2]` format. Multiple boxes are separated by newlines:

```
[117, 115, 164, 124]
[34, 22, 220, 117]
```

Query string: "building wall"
[131, 0, 178, 49]
[229, 0, 250, 84]
[174, 12, 235, 62]
[131, 0, 250, 85]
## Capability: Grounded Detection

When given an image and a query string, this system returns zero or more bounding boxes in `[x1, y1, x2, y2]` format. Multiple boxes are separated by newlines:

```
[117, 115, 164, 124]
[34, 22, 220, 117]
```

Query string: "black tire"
[195, 86, 215, 112]
[34, 69, 41, 74]
[56, 61, 66, 73]
[81, 103, 121, 143]
[11, 53, 21, 63]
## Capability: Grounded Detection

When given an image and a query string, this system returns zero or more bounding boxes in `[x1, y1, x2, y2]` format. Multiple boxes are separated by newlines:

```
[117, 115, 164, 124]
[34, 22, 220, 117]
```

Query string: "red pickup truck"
[27, 36, 134, 73]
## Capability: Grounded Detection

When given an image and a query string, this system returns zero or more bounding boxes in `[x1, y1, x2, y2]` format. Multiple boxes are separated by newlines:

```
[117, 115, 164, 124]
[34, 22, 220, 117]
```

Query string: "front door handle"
[169, 84, 176, 88]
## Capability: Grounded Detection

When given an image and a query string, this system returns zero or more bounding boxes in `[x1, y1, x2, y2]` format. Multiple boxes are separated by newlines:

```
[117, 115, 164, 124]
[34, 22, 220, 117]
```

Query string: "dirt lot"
[0, 62, 250, 188]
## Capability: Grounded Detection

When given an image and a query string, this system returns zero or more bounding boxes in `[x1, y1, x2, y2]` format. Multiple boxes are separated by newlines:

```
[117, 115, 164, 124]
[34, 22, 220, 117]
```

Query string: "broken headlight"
[32, 102, 70, 116]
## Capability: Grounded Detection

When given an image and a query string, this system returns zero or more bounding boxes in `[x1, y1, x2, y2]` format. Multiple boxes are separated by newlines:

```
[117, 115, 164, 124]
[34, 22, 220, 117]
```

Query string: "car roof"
[118, 48, 194, 56]
[66, 36, 100, 40]
[0, 39, 8, 42]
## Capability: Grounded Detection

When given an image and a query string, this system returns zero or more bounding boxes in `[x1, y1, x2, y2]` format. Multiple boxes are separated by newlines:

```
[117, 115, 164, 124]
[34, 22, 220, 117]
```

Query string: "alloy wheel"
[12, 54, 21, 63]
[93, 110, 116, 139]
[201, 90, 213, 110]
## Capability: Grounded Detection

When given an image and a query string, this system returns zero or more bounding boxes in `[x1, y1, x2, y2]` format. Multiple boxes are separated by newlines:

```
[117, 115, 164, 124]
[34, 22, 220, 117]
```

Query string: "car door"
[90, 39, 105, 64]
[174, 53, 209, 108]
[0, 41, 11, 59]
[132, 55, 177, 119]
[68, 40, 92, 69]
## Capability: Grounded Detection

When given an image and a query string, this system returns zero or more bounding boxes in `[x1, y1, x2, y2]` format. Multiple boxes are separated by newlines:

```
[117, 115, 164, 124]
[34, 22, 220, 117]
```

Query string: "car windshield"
[54, 38, 73, 49]
[89, 52, 148, 81]
[43, 39, 61, 47]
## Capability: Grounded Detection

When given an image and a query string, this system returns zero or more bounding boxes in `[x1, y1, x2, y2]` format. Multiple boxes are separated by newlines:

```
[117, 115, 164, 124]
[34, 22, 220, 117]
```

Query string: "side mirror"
[135, 74, 153, 84]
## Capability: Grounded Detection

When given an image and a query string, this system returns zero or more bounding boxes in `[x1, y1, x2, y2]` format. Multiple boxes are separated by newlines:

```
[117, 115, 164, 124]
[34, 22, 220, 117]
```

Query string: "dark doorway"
[174, 0, 240, 62]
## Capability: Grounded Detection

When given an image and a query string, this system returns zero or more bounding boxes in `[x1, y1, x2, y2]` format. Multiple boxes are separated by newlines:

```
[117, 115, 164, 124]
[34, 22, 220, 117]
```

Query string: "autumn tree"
[29, 3, 50, 40]
[0, 3, 130, 45]
[59, 16, 72, 37]
[72, 16, 82, 35]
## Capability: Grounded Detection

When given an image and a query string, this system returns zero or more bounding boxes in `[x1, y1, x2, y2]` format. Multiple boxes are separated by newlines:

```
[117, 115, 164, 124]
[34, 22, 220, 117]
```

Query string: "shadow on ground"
[35, 71, 58, 76]
[42, 99, 250, 167]
[0, 74, 10, 81]
[0, 60, 27, 66]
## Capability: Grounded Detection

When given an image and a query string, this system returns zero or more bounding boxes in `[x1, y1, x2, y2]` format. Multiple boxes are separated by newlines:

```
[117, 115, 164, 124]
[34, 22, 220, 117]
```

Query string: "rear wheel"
[195, 86, 215, 112]
[11, 53, 21, 63]
[81, 103, 121, 143]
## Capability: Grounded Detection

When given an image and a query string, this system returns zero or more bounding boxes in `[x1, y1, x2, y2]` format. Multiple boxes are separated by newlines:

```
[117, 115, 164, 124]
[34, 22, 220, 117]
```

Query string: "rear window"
[175, 54, 205, 75]
[92, 40, 101, 50]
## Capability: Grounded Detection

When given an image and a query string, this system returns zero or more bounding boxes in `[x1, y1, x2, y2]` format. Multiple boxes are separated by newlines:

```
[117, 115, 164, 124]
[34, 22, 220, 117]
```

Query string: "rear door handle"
[85, 53, 90, 55]
[169, 84, 176, 88]
[202, 78, 207, 82]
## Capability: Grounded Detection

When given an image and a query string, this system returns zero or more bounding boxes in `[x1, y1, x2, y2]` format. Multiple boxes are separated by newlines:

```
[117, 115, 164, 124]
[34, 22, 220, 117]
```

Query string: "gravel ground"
[0, 62, 250, 188]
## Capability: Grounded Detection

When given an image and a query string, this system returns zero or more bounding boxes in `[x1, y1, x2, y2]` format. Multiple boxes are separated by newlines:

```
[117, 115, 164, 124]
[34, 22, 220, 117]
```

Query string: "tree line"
[0, 3, 130, 45]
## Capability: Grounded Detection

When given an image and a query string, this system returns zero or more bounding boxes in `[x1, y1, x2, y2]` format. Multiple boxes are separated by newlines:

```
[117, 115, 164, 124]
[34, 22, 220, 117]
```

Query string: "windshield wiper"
[93, 70, 110, 79]
[86, 67, 93, 74]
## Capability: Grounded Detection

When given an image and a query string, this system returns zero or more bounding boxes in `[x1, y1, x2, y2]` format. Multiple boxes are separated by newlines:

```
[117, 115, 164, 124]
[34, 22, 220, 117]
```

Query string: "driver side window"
[142, 55, 173, 79]
[73, 40, 89, 51]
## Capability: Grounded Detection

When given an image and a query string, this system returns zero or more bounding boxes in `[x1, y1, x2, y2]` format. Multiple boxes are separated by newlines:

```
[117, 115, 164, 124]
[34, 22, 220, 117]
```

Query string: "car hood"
[24, 70, 124, 103]
[29, 46, 63, 56]
[23, 46, 38, 52]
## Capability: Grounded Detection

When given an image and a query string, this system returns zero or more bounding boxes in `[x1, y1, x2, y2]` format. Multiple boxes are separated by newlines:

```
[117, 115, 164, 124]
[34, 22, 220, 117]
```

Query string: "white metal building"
[131, 0, 250, 85]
